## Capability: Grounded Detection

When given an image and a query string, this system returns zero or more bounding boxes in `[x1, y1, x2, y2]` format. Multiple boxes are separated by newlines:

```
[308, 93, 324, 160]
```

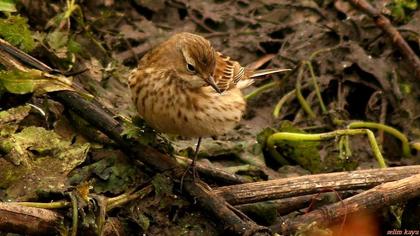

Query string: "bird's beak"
[206, 75, 222, 94]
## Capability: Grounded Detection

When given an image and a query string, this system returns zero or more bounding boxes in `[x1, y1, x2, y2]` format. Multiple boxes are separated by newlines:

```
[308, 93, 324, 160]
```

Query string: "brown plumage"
[128, 32, 289, 179]
[129, 32, 288, 138]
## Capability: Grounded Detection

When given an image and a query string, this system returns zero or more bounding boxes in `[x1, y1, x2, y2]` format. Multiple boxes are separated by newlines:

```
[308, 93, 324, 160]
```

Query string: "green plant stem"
[107, 185, 153, 211]
[344, 135, 352, 157]
[10, 186, 152, 213]
[273, 89, 295, 118]
[244, 81, 278, 100]
[365, 129, 386, 168]
[64, 0, 78, 20]
[69, 193, 78, 236]
[267, 128, 387, 168]
[338, 136, 346, 159]
[272, 83, 311, 118]
[295, 64, 316, 118]
[411, 142, 420, 152]
[306, 61, 327, 114]
[348, 121, 410, 157]
[17, 201, 71, 209]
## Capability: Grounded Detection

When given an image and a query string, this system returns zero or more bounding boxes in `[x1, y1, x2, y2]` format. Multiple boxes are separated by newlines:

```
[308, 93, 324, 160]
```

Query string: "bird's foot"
[179, 162, 200, 192]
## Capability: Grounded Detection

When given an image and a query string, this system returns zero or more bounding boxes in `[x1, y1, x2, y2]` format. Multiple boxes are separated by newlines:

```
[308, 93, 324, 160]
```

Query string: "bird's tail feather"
[235, 54, 290, 89]
[250, 68, 291, 78]
[237, 68, 290, 89]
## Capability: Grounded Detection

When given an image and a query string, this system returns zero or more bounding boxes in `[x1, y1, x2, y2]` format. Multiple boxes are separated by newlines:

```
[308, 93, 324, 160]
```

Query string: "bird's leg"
[191, 137, 202, 180]
[180, 137, 202, 190]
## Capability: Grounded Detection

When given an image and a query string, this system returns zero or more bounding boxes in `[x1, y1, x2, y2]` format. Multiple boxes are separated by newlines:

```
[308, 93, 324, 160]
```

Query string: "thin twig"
[175, 155, 251, 184]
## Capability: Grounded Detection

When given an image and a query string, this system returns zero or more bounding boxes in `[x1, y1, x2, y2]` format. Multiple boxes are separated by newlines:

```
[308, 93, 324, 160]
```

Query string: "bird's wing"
[213, 52, 291, 92]
[213, 52, 252, 92]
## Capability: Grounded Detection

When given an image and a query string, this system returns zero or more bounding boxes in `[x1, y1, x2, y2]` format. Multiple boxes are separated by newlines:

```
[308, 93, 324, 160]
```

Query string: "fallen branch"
[175, 155, 252, 185]
[273, 173, 420, 234]
[346, 0, 420, 80]
[0, 202, 63, 235]
[236, 191, 360, 217]
[214, 165, 420, 205]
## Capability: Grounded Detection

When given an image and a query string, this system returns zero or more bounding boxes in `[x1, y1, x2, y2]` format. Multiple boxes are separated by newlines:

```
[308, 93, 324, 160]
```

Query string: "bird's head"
[164, 32, 221, 93]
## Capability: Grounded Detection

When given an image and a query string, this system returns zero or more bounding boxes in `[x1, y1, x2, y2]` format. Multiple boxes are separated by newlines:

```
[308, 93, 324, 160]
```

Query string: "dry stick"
[346, 0, 420, 80]
[273, 173, 420, 235]
[0, 202, 63, 235]
[236, 195, 316, 217]
[213, 165, 420, 205]
[52, 91, 268, 235]
[175, 155, 251, 185]
[237, 191, 361, 217]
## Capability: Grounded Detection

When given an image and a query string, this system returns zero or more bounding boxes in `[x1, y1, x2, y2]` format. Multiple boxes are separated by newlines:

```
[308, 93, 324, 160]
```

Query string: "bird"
[128, 32, 289, 180]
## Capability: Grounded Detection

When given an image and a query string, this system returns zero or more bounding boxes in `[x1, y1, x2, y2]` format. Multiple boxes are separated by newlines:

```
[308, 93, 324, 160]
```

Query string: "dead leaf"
[0, 126, 89, 200]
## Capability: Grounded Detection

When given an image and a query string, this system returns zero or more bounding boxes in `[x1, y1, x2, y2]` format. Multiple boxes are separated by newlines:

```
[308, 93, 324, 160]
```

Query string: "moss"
[0, 14, 35, 52]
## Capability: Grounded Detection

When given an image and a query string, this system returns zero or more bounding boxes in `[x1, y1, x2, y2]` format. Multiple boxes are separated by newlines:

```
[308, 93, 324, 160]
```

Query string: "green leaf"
[135, 213, 150, 231]
[45, 30, 71, 59]
[387, 0, 418, 23]
[151, 174, 173, 197]
[47, 30, 69, 51]
[67, 37, 82, 54]
[121, 116, 158, 145]
[0, 71, 34, 94]
[261, 121, 322, 173]
[0, 69, 73, 95]
[397, 0, 417, 9]
[0, 15, 35, 52]
[0, 0, 16, 12]
[69, 154, 142, 194]
[256, 127, 276, 150]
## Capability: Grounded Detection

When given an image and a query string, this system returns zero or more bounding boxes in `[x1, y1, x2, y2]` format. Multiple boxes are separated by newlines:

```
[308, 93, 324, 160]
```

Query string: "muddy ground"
[0, 0, 420, 235]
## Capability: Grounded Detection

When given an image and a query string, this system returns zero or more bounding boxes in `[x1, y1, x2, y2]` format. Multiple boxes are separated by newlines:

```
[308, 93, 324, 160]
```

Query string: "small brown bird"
[128, 32, 288, 177]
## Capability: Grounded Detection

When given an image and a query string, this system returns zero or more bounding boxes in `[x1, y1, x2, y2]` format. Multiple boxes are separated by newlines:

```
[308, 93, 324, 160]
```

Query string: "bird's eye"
[186, 63, 196, 73]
